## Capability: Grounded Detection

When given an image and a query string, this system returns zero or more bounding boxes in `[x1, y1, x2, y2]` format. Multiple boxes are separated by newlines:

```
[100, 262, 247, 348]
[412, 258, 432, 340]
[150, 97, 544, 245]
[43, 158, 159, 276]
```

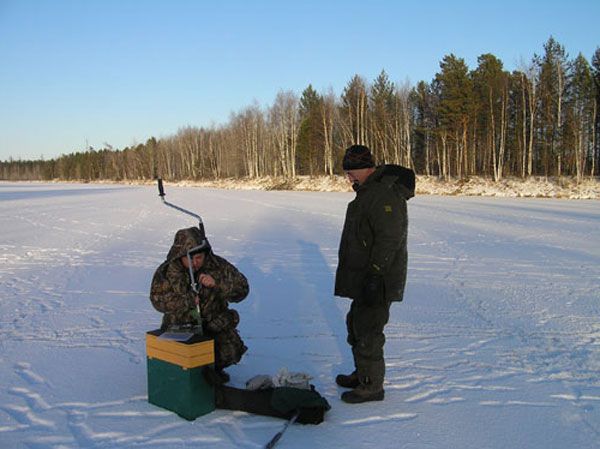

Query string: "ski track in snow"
[0, 182, 599, 448]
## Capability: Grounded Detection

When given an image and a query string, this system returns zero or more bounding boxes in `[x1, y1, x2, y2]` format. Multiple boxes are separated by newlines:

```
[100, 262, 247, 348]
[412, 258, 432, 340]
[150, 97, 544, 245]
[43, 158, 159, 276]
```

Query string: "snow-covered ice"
[0, 181, 599, 448]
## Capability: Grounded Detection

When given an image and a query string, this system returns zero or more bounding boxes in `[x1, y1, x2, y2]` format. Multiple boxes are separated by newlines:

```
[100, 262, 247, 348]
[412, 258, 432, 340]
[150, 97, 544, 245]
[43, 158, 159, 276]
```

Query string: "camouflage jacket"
[149, 227, 249, 332]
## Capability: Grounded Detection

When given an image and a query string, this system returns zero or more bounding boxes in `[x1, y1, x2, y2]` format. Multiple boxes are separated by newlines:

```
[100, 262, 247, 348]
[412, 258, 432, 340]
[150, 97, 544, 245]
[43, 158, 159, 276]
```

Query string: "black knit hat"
[342, 145, 375, 170]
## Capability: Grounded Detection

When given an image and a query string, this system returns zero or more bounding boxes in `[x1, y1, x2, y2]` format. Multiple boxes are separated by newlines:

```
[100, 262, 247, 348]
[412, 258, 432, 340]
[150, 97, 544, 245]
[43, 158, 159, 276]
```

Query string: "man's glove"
[228, 309, 240, 327]
[362, 273, 385, 305]
[206, 309, 239, 333]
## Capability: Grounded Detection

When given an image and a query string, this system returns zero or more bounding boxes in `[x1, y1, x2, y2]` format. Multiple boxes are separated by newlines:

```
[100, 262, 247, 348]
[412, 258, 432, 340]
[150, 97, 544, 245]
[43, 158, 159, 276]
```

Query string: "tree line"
[2, 37, 599, 183]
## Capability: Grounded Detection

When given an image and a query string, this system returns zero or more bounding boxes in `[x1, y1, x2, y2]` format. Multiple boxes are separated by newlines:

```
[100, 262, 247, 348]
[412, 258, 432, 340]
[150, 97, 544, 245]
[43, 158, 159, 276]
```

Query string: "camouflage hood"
[166, 227, 211, 262]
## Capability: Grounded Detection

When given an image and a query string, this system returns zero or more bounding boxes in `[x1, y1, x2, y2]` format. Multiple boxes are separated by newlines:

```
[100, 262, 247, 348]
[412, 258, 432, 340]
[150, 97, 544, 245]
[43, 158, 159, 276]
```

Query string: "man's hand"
[199, 273, 216, 288]
[363, 273, 385, 305]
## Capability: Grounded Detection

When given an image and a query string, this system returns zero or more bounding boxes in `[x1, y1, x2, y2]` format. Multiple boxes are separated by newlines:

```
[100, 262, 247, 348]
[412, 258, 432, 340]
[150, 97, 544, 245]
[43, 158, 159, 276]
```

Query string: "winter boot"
[341, 378, 384, 404]
[216, 369, 230, 384]
[335, 371, 360, 389]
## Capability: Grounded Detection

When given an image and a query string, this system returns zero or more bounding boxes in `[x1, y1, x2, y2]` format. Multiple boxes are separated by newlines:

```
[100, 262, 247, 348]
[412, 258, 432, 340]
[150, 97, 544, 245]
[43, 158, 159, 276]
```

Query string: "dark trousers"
[346, 299, 391, 388]
[208, 328, 247, 370]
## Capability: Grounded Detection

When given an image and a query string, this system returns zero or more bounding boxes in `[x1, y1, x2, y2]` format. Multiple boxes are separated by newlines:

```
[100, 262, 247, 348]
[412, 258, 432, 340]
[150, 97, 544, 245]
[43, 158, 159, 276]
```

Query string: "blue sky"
[1, 0, 598, 161]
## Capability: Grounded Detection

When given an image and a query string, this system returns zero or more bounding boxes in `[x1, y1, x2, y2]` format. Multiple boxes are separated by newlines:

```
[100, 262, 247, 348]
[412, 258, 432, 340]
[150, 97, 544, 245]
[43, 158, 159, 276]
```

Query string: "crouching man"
[150, 227, 249, 383]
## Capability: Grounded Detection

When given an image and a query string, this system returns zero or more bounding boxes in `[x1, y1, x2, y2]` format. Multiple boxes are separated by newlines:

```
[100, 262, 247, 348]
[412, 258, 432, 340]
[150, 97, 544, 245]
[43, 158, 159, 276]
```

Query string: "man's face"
[344, 168, 374, 187]
[182, 252, 206, 272]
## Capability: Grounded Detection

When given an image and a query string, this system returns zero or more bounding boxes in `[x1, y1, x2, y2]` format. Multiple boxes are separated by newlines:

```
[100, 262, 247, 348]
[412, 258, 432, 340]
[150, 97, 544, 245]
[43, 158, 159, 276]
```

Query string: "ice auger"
[157, 178, 208, 333]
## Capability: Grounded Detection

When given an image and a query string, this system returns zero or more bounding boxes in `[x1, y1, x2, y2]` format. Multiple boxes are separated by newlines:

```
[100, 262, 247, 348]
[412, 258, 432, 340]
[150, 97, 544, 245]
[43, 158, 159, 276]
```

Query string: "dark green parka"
[334, 165, 415, 302]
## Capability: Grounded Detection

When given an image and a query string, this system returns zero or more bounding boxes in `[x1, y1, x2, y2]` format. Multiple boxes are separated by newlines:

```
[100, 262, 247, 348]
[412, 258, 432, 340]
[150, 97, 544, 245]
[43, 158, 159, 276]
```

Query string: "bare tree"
[270, 90, 299, 178]
[340, 75, 369, 147]
[320, 87, 337, 176]
[395, 79, 413, 168]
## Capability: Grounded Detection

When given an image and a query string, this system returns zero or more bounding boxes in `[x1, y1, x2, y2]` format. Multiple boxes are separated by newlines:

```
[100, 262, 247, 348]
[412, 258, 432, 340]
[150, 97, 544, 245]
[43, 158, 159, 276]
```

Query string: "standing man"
[150, 227, 249, 383]
[334, 144, 415, 403]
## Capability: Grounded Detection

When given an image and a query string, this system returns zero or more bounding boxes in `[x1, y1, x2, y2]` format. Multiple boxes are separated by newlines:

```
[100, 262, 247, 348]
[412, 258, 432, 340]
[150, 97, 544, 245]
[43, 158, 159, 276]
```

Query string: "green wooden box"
[146, 329, 215, 420]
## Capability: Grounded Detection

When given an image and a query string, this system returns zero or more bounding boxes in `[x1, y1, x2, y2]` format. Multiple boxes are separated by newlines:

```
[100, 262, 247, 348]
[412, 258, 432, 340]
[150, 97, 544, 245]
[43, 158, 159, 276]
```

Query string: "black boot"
[341, 378, 384, 404]
[216, 369, 230, 384]
[335, 371, 359, 389]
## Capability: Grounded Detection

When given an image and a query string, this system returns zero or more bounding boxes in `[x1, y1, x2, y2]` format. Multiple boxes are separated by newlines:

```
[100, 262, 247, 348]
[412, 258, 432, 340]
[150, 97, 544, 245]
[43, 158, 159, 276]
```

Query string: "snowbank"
[171, 175, 600, 199]
[24, 174, 599, 199]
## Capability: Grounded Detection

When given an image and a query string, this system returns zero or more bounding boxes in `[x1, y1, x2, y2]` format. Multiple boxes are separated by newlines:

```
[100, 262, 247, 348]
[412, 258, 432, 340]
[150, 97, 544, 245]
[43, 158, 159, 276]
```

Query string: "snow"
[180, 174, 600, 200]
[1, 181, 599, 449]
[62, 174, 600, 200]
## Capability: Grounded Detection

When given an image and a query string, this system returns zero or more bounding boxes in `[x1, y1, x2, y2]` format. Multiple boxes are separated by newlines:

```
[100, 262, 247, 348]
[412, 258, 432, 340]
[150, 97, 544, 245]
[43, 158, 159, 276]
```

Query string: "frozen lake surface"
[1, 182, 599, 448]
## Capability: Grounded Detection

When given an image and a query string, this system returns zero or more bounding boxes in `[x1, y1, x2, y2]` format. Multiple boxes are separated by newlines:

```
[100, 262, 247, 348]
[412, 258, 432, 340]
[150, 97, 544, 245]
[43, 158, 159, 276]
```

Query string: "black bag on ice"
[214, 384, 330, 424]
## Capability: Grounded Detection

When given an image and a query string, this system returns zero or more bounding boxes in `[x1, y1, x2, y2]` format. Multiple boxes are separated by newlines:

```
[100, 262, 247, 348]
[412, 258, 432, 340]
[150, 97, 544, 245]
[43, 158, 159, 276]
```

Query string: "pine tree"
[434, 54, 476, 178]
[537, 36, 570, 176]
[296, 85, 323, 175]
[472, 54, 510, 180]
[369, 69, 395, 162]
[411, 81, 436, 175]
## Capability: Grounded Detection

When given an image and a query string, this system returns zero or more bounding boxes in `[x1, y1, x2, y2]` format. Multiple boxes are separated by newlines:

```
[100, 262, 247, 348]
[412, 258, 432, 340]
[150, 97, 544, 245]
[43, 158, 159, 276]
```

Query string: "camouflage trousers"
[208, 327, 248, 370]
[346, 299, 391, 388]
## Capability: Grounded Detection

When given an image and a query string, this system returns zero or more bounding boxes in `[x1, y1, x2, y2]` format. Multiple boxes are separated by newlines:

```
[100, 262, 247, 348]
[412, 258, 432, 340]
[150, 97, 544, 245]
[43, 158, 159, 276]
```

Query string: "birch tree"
[567, 53, 594, 182]
[591, 47, 600, 176]
[320, 88, 337, 176]
[270, 90, 299, 178]
[340, 75, 369, 146]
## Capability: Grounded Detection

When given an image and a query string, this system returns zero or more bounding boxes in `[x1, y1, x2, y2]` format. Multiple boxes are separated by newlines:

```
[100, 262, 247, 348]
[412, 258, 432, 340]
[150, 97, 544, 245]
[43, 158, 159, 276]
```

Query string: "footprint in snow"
[15, 362, 48, 386]
[8, 387, 51, 411]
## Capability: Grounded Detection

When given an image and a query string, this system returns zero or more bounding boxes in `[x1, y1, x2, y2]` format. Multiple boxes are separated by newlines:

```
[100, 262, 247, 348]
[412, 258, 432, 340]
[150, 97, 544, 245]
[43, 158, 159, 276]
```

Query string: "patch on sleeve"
[384, 205, 393, 212]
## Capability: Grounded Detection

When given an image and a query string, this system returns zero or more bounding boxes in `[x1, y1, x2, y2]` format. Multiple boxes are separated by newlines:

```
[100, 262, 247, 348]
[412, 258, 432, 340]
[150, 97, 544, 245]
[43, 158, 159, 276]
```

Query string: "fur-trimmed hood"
[358, 164, 416, 200]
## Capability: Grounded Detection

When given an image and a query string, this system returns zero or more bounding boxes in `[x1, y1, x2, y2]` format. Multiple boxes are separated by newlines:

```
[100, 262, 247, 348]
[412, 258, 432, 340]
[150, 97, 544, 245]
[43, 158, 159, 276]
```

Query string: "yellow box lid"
[146, 330, 214, 369]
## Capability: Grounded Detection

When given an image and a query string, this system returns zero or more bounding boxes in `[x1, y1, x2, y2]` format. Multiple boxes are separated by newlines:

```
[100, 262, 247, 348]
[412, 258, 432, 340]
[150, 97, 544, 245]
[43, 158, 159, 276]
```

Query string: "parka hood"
[363, 164, 416, 200]
[166, 227, 211, 262]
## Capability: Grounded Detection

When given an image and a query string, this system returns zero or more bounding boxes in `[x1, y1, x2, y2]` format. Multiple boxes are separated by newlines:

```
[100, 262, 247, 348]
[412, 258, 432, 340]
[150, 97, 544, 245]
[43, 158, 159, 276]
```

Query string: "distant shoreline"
[3, 175, 599, 200]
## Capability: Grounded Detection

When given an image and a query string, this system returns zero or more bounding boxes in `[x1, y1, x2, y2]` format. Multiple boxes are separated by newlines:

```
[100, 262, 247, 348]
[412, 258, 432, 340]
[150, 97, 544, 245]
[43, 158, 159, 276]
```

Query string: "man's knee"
[214, 329, 247, 368]
[353, 333, 385, 361]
